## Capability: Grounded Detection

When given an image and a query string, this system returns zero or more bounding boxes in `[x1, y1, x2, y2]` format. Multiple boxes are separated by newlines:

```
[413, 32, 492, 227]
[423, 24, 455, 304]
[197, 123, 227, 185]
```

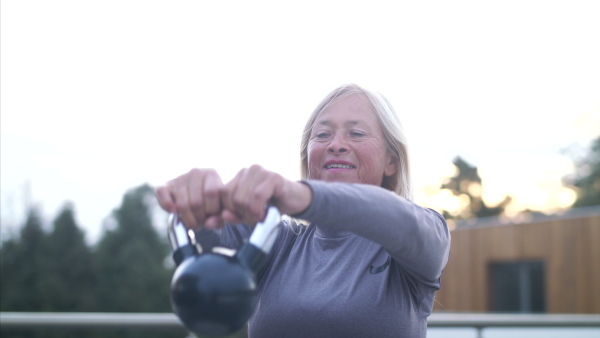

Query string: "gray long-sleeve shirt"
[214, 180, 451, 338]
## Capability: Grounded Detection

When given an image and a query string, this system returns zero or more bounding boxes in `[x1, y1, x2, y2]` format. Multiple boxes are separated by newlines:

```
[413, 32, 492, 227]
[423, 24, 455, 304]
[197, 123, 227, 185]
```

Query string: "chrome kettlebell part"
[167, 214, 200, 266]
[249, 206, 281, 253]
[167, 214, 192, 251]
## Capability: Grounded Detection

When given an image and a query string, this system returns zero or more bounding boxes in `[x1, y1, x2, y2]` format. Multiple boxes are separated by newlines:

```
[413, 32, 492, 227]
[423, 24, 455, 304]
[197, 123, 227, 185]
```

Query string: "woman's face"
[307, 93, 397, 186]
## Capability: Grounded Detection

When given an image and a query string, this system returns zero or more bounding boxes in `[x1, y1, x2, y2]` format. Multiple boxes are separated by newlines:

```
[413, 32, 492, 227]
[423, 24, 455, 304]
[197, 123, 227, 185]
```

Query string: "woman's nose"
[327, 135, 348, 154]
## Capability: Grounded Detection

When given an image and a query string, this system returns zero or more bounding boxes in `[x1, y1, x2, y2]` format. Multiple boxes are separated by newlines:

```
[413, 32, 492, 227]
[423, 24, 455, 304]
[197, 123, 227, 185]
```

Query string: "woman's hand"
[156, 166, 312, 229]
[219, 165, 312, 226]
[155, 168, 224, 229]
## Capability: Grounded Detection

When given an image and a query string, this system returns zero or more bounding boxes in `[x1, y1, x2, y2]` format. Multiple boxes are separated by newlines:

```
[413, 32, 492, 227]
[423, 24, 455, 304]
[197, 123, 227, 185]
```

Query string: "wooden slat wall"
[433, 214, 600, 313]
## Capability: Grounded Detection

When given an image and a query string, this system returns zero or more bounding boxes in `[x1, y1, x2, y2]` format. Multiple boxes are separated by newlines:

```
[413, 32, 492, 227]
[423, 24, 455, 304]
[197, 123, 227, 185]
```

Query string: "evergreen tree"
[92, 184, 183, 338]
[564, 136, 600, 207]
[94, 184, 172, 313]
[0, 207, 48, 312]
[1, 207, 58, 338]
[0, 235, 21, 311]
[1, 197, 185, 338]
[41, 203, 97, 312]
[441, 156, 511, 220]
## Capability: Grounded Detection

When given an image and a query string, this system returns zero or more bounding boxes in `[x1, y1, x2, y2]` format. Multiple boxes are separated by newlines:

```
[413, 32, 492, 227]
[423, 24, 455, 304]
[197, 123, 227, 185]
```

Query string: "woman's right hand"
[155, 168, 224, 230]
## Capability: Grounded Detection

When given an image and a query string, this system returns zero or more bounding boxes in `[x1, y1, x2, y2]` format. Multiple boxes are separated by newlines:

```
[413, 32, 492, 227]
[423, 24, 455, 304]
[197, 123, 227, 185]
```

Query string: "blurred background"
[1, 1, 598, 337]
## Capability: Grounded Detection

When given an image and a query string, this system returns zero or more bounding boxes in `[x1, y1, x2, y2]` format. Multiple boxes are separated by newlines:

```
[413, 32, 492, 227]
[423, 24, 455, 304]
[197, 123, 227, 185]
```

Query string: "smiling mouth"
[325, 164, 355, 169]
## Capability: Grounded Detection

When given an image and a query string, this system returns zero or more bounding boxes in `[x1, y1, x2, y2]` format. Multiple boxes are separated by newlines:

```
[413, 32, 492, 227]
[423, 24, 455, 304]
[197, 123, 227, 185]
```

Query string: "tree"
[0, 207, 48, 312]
[0, 234, 42, 338]
[1, 194, 186, 338]
[440, 156, 511, 220]
[41, 203, 97, 312]
[92, 184, 184, 338]
[94, 184, 172, 313]
[564, 136, 600, 207]
[0, 233, 22, 312]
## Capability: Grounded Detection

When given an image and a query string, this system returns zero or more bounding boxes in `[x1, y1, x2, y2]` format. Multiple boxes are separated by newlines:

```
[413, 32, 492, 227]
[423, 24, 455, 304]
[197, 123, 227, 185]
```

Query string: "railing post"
[476, 326, 483, 338]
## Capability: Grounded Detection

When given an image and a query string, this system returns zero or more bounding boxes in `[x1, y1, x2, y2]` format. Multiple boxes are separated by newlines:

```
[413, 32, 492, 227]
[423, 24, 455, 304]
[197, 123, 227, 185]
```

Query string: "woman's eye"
[350, 131, 365, 138]
[315, 132, 330, 139]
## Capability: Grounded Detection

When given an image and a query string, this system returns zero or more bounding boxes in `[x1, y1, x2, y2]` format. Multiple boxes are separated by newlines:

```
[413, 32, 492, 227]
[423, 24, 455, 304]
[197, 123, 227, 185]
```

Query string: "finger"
[231, 166, 260, 224]
[155, 186, 175, 213]
[173, 183, 198, 229]
[186, 171, 206, 227]
[202, 169, 223, 218]
[220, 169, 243, 216]
[249, 177, 278, 222]
[242, 165, 279, 223]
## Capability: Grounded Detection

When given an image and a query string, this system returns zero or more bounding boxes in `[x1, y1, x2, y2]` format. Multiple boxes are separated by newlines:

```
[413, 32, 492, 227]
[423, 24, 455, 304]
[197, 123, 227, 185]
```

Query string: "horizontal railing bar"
[427, 313, 600, 327]
[1, 312, 599, 329]
[0, 312, 183, 329]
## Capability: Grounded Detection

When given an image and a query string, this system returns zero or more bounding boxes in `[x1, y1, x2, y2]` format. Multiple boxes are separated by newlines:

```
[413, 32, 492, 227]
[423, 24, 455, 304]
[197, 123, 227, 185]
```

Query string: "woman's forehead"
[315, 95, 377, 125]
[314, 119, 368, 128]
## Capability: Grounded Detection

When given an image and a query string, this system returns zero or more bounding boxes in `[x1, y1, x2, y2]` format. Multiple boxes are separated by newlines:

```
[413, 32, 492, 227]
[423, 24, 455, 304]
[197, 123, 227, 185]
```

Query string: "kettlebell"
[168, 207, 281, 336]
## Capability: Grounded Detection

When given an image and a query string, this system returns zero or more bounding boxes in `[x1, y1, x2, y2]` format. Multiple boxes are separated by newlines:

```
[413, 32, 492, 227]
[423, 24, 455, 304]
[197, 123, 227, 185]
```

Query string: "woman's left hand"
[218, 165, 312, 227]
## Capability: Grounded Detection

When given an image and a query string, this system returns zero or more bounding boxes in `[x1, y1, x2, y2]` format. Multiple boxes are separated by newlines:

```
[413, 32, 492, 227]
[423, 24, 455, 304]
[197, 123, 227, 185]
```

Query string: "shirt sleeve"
[294, 180, 451, 284]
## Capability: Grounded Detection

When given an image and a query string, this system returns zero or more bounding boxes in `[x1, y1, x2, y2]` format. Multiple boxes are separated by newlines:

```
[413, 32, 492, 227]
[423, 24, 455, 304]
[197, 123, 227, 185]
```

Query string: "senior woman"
[156, 84, 451, 338]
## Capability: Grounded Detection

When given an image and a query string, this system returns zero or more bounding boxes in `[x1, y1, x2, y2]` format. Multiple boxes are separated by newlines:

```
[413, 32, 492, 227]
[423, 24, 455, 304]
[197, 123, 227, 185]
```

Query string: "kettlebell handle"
[168, 207, 282, 262]
[247, 206, 281, 253]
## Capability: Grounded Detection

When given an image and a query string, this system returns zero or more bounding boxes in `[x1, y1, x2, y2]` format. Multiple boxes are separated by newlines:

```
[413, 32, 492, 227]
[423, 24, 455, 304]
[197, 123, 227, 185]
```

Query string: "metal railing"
[2, 312, 599, 337]
[0, 312, 182, 329]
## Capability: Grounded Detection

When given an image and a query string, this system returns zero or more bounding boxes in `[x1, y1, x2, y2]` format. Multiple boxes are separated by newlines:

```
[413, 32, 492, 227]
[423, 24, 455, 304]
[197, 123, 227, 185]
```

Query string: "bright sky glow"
[1, 1, 599, 243]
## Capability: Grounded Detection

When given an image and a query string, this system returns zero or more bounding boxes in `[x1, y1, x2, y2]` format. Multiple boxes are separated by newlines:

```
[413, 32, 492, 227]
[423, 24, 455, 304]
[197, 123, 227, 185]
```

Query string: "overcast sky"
[2, 0, 599, 243]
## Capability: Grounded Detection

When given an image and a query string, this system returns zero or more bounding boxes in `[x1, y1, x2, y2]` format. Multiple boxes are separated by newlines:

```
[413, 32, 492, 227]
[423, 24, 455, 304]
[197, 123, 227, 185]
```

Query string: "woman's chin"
[319, 174, 360, 184]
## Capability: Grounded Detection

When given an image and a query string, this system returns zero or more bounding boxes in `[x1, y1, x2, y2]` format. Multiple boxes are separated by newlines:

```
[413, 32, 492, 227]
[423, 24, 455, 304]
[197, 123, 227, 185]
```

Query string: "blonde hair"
[300, 84, 412, 200]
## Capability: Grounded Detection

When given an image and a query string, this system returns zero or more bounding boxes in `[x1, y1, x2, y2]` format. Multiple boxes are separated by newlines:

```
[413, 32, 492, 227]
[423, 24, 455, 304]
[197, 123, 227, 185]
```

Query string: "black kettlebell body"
[171, 252, 256, 335]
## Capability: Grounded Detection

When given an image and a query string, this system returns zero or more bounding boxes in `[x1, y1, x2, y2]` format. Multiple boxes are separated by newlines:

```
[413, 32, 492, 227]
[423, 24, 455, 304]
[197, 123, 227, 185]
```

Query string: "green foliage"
[42, 203, 97, 312]
[0, 207, 48, 312]
[0, 184, 189, 338]
[94, 184, 172, 315]
[564, 136, 600, 207]
[441, 156, 511, 220]
[0, 208, 64, 338]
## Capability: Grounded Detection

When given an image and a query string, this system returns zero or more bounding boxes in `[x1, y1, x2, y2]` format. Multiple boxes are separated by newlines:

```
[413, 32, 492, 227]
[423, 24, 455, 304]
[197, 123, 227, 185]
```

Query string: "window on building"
[489, 260, 546, 313]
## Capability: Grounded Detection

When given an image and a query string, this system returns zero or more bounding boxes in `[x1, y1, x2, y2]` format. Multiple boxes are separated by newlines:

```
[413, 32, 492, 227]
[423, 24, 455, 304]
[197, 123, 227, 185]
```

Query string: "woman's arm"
[294, 180, 451, 284]
[154, 166, 448, 283]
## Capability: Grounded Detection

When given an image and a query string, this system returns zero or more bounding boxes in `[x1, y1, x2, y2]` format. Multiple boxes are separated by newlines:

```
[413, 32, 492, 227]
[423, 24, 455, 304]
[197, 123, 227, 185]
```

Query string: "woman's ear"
[384, 154, 399, 177]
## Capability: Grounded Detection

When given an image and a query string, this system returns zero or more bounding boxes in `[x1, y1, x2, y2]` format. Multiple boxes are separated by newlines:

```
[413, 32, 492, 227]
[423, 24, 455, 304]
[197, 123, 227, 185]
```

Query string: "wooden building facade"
[433, 208, 600, 314]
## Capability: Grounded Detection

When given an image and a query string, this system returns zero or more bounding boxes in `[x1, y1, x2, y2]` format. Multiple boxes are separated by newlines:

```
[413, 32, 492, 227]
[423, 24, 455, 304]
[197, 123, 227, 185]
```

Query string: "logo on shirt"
[369, 255, 391, 274]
